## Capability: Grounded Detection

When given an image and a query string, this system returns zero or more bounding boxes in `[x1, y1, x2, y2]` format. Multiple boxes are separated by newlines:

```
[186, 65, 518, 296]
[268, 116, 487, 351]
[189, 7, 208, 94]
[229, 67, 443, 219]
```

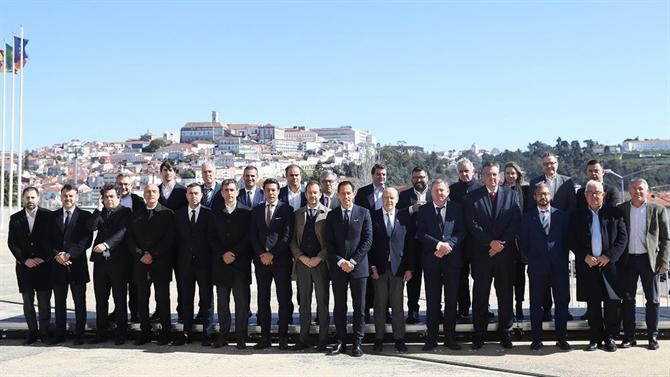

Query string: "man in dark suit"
[449, 158, 482, 320]
[209, 179, 252, 349]
[319, 169, 340, 209]
[237, 165, 265, 209]
[279, 164, 307, 212]
[290, 181, 331, 351]
[173, 183, 213, 346]
[519, 183, 571, 351]
[527, 152, 577, 321]
[370, 187, 413, 353]
[576, 160, 620, 211]
[417, 179, 466, 351]
[8, 187, 52, 345]
[326, 181, 373, 357]
[398, 166, 431, 324]
[116, 172, 144, 323]
[200, 162, 221, 208]
[127, 184, 175, 346]
[571, 180, 627, 352]
[88, 184, 133, 345]
[49, 184, 93, 345]
[466, 162, 522, 350]
[354, 163, 387, 323]
[250, 178, 294, 350]
[618, 178, 669, 350]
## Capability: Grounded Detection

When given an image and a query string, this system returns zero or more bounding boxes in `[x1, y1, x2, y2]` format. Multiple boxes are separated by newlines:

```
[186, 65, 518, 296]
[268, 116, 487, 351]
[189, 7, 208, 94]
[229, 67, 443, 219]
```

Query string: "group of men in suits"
[7, 154, 669, 354]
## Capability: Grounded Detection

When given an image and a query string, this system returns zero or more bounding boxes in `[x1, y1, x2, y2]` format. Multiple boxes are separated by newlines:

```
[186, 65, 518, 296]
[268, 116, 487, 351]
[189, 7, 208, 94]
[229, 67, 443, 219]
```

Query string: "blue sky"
[2, 0, 669, 152]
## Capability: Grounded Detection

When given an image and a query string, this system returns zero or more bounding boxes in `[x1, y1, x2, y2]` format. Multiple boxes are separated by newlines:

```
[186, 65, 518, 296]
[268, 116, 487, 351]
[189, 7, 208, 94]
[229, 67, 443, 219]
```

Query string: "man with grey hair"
[571, 180, 627, 352]
[617, 178, 669, 350]
[200, 162, 221, 208]
[320, 169, 340, 209]
[116, 172, 145, 213]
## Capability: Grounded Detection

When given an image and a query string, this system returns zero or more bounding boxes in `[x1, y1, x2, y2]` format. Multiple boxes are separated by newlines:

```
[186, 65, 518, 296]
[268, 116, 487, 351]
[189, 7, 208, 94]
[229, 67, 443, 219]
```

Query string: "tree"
[142, 139, 167, 153]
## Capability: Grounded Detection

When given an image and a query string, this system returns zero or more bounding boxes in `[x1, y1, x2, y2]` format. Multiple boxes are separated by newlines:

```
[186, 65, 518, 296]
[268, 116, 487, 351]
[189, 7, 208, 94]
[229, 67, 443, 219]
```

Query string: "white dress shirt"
[287, 187, 302, 212]
[25, 209, 36, 233]
[628, 202, 648, 255]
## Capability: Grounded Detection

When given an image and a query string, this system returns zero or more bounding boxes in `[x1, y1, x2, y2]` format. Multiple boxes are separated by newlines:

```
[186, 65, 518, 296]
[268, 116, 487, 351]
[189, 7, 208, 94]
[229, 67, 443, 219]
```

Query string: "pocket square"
[353, 218, 360, 223]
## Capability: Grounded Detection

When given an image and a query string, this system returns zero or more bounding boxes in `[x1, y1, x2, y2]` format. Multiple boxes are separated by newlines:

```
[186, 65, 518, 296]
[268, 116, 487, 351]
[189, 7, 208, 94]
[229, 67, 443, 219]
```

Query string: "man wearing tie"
[519, 183, 571, 351]
[319, 169, 340, 209]
[209, 179, 252, 349]
[49, 184, 93, 345]
[173, 184, 213, 346]
[417, 179, 466, 351]
[8, 187, 52, 345]
[398, 166, 431, 324]
[200, 162, 221, 208]
[370, 187, 414, 353]
[237, 165, 265, 209]
[326, 181, 373, 357]
[571, 180, 627, 352]
[127, 184, 175, 346]
[290, 181, 331, 351]
[618, 178, 669, 350]
[465, 162, 522, 350]
[250, 178, 294, 350]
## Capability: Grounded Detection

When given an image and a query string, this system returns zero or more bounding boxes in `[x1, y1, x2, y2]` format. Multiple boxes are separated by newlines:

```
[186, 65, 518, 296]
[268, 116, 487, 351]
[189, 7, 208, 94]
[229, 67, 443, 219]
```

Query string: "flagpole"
[0, 40, 6, 229]
[17, 26, 24, 200]
[8, 35, 15, 216]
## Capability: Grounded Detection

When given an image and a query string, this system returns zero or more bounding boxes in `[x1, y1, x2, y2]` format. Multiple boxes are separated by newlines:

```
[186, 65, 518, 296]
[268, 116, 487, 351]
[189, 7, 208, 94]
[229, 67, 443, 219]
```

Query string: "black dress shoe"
[315, 343, 328, 352]
[422, 341, 438, 351]
[556, 339, 572, 350]
[253, 339, 272, 350]
[201, 337, 211, 347]
[471, 339, 484, 350]
[156, 333, 171, 346]
[291, 342, 309, 351]
[48, 335, 66, 345]
[604, 338, 617, 352]
[406, 310, 419, 324]
[530, 340, 543, 351]
[395, 340, 408, 352]
[213, 336, 228, 348]
[236, 342, 247, 350]
[114, 336, 126, 345]
[584, 342, 599, 351]
[500, 337, 513, 349]
[373, 341, 384, 352]
[648, 337, 659, 350]
[172, 333, 188, 346]
[351, 344, 363, 357]
[278, 338, 289, 350]
[24, 332, 38, 345]
[90, 335, 108, 344]
[619, 338, 637, 348]
[330, 342, 347, 355]
[134, 332, 150, 346]
[444, 340, 462, 350]
[72, 337, 85, 346]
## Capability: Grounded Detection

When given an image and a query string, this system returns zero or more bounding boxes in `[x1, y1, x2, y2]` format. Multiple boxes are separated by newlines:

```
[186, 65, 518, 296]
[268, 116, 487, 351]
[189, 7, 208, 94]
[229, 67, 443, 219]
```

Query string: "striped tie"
[540, 209, 550, 235]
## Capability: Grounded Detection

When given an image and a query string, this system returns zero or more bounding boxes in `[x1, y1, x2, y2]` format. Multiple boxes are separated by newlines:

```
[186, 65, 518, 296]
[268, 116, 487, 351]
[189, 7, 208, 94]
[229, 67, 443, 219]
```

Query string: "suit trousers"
[472, 257, 514, 339]
[424, 266, 460, 342]
[178, 266, 212, 335]
[457, 255, 472, 315]
[406, 266, 423, 313]
[255, 263, 292, 340]
[513, 260, 526, 307]
[135, 268, 171, 336]
[93, 262, 127, 338]
[216, 274, 250, 342]
[529, 270, 569, 341]
[53, 282, 87, 337]
[22, 289, 51, 337]
[586, 299, 621, 343]
[296, 262, 330, 344]
[622, 254, 660, 339]
[332, 269, 367, 344]
[373, 264, 405, 341]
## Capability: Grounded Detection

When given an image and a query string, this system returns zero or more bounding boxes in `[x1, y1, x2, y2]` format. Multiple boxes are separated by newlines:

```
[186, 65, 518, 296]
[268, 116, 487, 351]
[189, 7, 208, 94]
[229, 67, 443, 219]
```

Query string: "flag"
[13, 36, 28, 72]
[0, 49, 4, 72]
[4, 44, 12, 73]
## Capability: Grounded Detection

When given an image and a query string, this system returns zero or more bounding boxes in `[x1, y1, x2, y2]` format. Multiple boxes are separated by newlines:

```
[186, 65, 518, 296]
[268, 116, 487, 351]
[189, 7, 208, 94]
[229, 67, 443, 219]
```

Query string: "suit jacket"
[279, 185, 307, 209]
[519, 207, 570, 276]
[354, 183, 379, 212]
[617, 200, 670, 272]
[250, 201, 294, 268]
[416, 201, 466, 270]
[49, 207, 94, 285]
[175, 205, 213, 273]
[570, 206, 628, 301]
[325, 204, 373, 279]
[448, 179, 482, 205]
[465, 186, 522, 262]
[320, 193, 340, 209]
[290, 203, 330, 262]
[237, 187, 265, 209]
[208, 203, 252, 286]
[527, 174, 576, 213]
[369, 208, 414, 276]
[89, 205, 132, 266]
[126, 204, 175, 282]
[8, 207, 52, 292]
[158, 182, 188, 211]
[576, 184, 619, 212]
[398, 187, 432, 211]
[201, 182, 221, 208]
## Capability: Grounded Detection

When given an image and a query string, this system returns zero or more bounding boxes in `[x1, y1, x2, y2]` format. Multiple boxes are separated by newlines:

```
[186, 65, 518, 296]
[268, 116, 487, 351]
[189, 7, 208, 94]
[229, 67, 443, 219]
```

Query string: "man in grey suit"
[618, 178, 669, 350]
[290, 181, 330, 351]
